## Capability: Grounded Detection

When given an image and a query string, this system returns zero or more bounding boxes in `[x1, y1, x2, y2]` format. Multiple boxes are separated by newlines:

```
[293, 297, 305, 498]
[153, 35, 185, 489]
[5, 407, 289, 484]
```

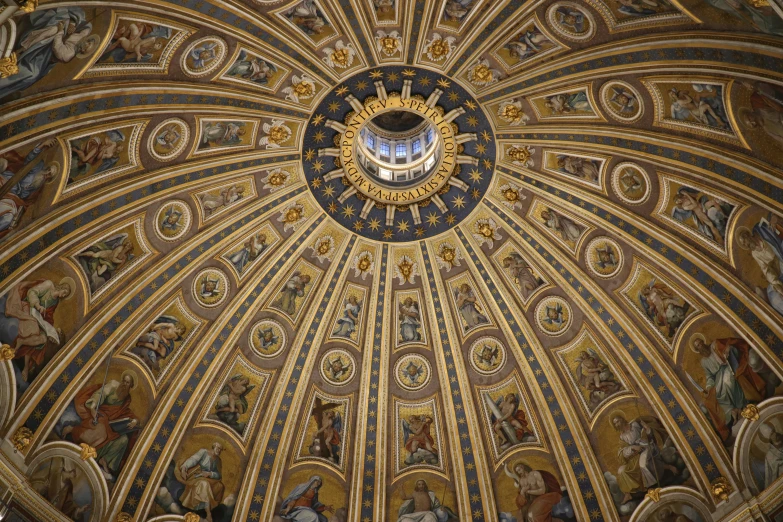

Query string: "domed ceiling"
[0, 1, 782, 521]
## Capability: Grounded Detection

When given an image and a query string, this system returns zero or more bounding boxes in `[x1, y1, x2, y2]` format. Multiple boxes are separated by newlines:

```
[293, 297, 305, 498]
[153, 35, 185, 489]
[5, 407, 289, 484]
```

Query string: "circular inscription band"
[340, 96, 457, 204]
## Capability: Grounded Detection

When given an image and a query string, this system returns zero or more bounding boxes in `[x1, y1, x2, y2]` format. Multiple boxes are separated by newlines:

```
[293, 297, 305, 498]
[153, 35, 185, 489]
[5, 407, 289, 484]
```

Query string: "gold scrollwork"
[741, 403, 760, 422]
[11, 427, 33, 452]
[183, 513, 200, 522]
[0, 343, 14, 360]
[116, 513, 133, 522]
[79, 443, 98, 460]
[645, 488, 661, 502]
[19, 0, 38, 13]
[0, 54, 18, 79]
[710, 476, 732, 503]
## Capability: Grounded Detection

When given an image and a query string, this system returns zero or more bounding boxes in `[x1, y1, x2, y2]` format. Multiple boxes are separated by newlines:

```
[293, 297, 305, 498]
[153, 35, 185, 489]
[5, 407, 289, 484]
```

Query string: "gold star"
[415, 226, 426, 237]
[335, 85, 349, 96]
[353, 220, 364, 231]
[356, 80, 368, 90]
[418, 77, 431, 86]
[452, 195, 466, 208]
[328, 201, 338, 213]
[448, 91, 460, 102]
[466, 115, 479, 127]
[311, 178, 322, 188]
[471, 188, 482, 199]
[481, 129, 492, 142]
[397, 219, 410, 233]
[312, 159, 325, 173]
[445, 214, 457, 225]
[387, 72, 399, 82]
[437, 78, 451, 88]
[369, 69, 383, 79]
[469, 168, 483, 183]
[314, 130, 326, 143]
[342, 204, 356, 218]
[482, 158, 493, 170]
[322, 184, 335, 197]
[311, 114, 325, 125]
[383, 228, 394, 239]
[304, 149, 316, 161]
[475, 143, 487, 155]
[426, 212, 440, 226]
[464, 100, 477, 110]
[402, 68, 416, 77]
[368, 217, 381, 231]
[328, 101, 341, 113]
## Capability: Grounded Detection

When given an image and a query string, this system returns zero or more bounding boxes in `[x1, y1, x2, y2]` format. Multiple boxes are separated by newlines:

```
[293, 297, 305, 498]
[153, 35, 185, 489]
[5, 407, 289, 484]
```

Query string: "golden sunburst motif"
[259, 119, 292, 149]
[278, 202, 306, 232]
[497, 98, 530, 126]
[497, 182, 527, 209]
[352, 250, 375, 280]
[423, 33, 456, 62]
[260, 168, 290, 192]
[506, 144, 535, 168]
[435, 242, 463, 271]
[394, 254, 420, 284]
[472, 217, 502, 248]
[283, 74, 316, 103]
[310, 235, 336, 263]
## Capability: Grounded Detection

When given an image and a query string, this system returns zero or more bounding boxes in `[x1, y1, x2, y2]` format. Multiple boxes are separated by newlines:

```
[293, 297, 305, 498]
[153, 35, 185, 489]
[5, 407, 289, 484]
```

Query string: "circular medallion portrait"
[600, 81, 644, 123]
[154, 200, 192, 241]
[585, 236, 624, 279]
[469, 337, 506, 375]
[611, 162, 651, 205]
[535, 296, 572, 336]
[192, 268, 229, 308]
[249, 319, 287, 358]
[181, 36, 228, 78]
[320, 348, 357, 386]
[148, 118, 190, 162]
[547, 2, 596, 41]
[394, 353, 432, 391]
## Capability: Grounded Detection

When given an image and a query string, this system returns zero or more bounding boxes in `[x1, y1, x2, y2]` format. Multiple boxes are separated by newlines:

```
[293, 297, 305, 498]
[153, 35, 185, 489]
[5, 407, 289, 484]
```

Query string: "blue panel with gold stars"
[303, 66, 495, 242]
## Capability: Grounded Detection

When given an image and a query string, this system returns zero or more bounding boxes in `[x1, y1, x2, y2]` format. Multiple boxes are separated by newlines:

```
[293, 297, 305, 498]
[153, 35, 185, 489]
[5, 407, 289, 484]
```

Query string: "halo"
[734, 226, 752, 250]
[121, 369, 139, 390]
[76, 35, 102, 59]
[59, 276, 76, 300]
[608, 409, 627, 424]
[736, 107, 754, 128]
[47, 161, 61, 177]
[689, 332, 707, 353]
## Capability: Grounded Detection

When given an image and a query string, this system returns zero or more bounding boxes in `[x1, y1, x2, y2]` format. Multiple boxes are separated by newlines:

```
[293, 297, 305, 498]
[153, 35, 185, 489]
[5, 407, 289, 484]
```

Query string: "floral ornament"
[423, 33, 456, 62]
[310, 235, 336, 263]
[261, 168, 291, 192]
[259, 119, 292, 149]
[352, 250, 375, 280]
[472, 217, 502, 248]
[506, 145, 535, 168]
[323, 40, 356, 69]
[497, 99, 530, 126]
[497, 182, 527, 210]
[375, 30, 402, 57]
[467, 58, 501, 87]
[283, 74, 316, 104]
[394, 254, 420, 284]
[278, 202, 306, 232]
[435, 242, 462, 272]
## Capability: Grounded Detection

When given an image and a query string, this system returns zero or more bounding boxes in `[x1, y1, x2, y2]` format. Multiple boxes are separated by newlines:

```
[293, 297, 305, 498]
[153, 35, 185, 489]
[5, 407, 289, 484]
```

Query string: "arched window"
[396, 143, 407, 158]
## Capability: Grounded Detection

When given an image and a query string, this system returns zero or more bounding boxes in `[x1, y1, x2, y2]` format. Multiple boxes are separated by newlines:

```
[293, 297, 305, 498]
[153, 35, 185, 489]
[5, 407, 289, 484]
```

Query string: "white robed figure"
[280, 475, 333, 522]
[397, 479, 458, 522]
[332, 295, 360, 338]
[759, 423, 783, 489]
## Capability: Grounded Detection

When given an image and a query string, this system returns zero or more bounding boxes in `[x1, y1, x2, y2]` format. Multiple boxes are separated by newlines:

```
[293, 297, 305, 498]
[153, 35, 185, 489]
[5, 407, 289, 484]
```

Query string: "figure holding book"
[178, 442, 225, 522]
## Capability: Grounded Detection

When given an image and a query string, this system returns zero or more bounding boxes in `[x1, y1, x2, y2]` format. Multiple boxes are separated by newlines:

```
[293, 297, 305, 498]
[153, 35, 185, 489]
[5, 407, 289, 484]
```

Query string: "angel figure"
[70, 129, 125, 178]
[575, 349, 622, 409]
[543, 91, 591, 115]
[502, 252, 543, 298]
[477, 343, 500, 367]
[668, 85, 728, 129]
[671, 187, 732, 244]
[326, 355, 351, 381]
[227, 51, 278, 85]
[131, 315, 186, 373]
[76, 233, 134, 292]
[398, 297, 422, 343]
[505, 28, 551, 62]
[228, 232, 268, 274]
[201, 121, 246, 147]
[189, 41, 220, 69]
[256, 325, 279, 352]
[503, 461, 563, 522]
[487, 393, 534, 449]
[619, 167, 644, 196]
[639, 279, 690, 338]
[443, 0, 474, 22]
[542, 302, 565, 328]
[540, 208, 584, 244]
[454, 283, 488, 329]
[101, 22, 169, 63]
[199, 184, 245, 215]
[213, 374, 255, 435]
[332, 295, 361, 338]
[609, 85, 639, 115]
[403, 415, 439, 465]
[555, 155, 600, 182]
[308, 400, 342, 463]
[155, 124, 182, 151]
[594, 243, 618, 270]
[274, 271, 311, 316]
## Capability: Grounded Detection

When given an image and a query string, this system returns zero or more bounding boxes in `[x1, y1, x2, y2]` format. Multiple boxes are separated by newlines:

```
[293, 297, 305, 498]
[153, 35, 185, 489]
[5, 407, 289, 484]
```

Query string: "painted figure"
[189, 41, 220, 69]
[61, 371, 139, 482]
[100, 22, 170, 63]
[69, 129, 125, 179]
[670, 187, 733, 244]
[543, 91, 591, 115]
[443, 0, 474, 22]
[228, 232, 268, 274]
[200, 122, 247, 148]
[668, 85, 728, 129]
[504, 27, 552, 62]
[0, 277, 72, 384]
[503, 461, 562, 522]
[31, 459, 91, 521]
[285, 0, 330, 35]
[502, 252, 543, 298]
[454, 283, 488, 329]
[199, 184, 246, 215]
[0, 139, 58, 239]
[594, 243, 618, 271]
[608, 85, 639, 116]
[226, 51, 278, 85]
[737, 214, 783, 316]
[332, 295, 361, 338]
[130, 315, 186, 373]
[691, 335, 777, 442]
[280, 475, 334, 522]
[213, 374, 255, 436]
[555, 155, 600, 182]
[740, 81, 783, 146]
[76, 233, 134, 292]
[553, 6, 588, 34]
[638, 279, 690, 339]
[326, 355, 350, 381]
[160, 205, 184, 233]
[704, 0, 783, 35]
[490, 393, 534, 449]
[309, 402, 342, 464]
[403, 415, 439, 465]
[179, 442, 225, 522]
[575, 349, 622, 409]
[155, 124, 182, 152]
[759, 423, 783, 489]
[0, 7, 98, 99]
[398, 297, 422, 343]
[397, 480, 457, 522]
[275, 271, 312, 316]
[540, 208, 584, 244]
